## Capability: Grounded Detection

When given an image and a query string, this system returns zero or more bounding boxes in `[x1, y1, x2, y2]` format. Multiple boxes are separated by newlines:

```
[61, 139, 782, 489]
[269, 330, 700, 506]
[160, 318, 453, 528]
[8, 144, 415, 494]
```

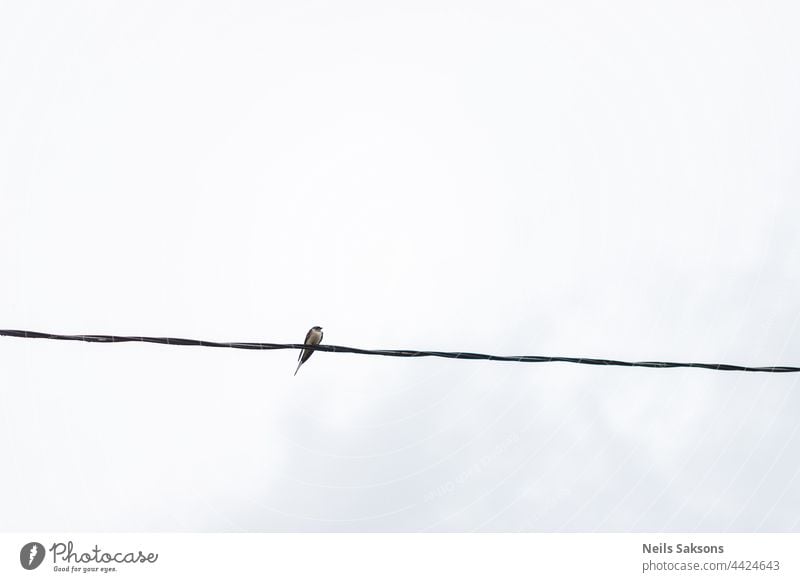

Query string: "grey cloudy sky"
[2, 1, 800, 532]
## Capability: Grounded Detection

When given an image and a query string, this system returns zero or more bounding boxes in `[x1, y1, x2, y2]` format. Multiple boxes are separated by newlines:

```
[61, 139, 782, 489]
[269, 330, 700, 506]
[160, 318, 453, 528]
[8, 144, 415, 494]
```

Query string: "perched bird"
[295, 326, 323, 376]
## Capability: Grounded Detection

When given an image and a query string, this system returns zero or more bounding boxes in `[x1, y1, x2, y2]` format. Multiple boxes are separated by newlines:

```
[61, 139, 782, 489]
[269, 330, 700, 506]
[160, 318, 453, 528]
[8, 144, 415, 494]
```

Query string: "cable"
[1, 328, 798, 373]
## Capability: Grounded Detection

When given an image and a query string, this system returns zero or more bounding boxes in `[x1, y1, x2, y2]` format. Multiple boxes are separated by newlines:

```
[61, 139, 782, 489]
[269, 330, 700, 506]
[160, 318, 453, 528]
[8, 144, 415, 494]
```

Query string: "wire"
[1, 328, 798, 373]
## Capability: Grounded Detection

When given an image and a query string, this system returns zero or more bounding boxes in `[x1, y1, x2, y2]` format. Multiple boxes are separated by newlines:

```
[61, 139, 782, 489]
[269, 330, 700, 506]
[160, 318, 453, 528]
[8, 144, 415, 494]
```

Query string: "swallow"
[295, 326, 323, 376]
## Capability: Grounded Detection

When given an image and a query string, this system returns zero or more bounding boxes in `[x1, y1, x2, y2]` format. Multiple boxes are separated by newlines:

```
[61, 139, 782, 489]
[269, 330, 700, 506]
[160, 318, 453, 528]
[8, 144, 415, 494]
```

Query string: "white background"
[1, 1, 800, 531]
[1, 533, 797, 581]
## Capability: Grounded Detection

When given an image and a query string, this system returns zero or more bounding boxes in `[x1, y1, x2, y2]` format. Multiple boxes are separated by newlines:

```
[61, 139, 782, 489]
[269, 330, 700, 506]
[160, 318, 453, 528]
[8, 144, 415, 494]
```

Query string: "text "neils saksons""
[643, 543, 723, 554]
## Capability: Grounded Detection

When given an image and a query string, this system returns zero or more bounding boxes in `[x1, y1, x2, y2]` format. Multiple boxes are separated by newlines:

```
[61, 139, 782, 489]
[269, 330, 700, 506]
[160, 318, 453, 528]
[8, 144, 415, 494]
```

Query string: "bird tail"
[294, 360, 303, 376]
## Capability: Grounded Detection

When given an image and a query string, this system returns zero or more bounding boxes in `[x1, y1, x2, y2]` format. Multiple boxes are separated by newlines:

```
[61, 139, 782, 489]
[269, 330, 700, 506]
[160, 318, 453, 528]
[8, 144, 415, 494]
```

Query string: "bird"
[295, 326, 323, 376]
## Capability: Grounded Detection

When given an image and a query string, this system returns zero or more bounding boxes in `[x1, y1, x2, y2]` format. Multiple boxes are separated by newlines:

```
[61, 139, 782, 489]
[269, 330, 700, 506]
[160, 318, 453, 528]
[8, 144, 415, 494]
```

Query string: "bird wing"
[298, 328, 314, 361]
[294, 328, 322, 376]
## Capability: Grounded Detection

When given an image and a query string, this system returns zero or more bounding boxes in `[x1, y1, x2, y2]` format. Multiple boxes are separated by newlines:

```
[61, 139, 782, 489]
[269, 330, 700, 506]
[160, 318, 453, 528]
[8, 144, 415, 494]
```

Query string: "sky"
[1, 0, 800, 532]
